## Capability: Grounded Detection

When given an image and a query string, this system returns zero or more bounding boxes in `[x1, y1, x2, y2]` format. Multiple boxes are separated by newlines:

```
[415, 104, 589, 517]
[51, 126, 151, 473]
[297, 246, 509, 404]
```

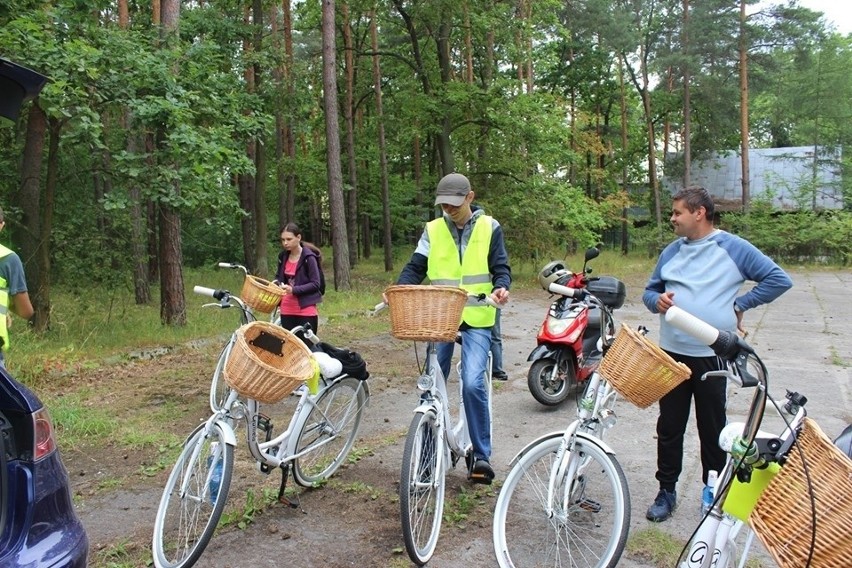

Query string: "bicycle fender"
[506, 431, 616, 467]
[214, 419, 238, 447]
[325, 374, 372, 407]
[412, 402, 437, 417]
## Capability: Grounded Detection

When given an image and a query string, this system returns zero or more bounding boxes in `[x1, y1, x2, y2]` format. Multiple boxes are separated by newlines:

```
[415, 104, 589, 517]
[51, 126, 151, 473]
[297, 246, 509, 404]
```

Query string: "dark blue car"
[0, 367, 88, 567]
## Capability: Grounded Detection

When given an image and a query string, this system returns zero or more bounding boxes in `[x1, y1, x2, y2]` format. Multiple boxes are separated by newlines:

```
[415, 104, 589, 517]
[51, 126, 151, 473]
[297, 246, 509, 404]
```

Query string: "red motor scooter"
[527, 247, 626, 406]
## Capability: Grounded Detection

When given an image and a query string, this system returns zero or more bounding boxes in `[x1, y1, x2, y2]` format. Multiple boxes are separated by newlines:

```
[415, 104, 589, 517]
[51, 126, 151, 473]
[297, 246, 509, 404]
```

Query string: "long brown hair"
[280, 222, 323, 268]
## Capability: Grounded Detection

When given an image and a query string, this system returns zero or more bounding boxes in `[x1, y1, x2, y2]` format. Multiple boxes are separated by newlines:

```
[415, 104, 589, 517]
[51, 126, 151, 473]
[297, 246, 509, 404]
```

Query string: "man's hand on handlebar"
[491, 287, 509, 306]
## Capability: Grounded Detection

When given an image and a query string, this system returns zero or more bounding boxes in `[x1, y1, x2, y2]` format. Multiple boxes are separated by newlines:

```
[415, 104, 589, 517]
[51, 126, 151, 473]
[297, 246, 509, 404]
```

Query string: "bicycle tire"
[493, 434, 630, 568]
[152, 423, 234, 568]
[400, 411, 446, 566]
[209, 342, 234, 411]
[292, 376, 367, 486]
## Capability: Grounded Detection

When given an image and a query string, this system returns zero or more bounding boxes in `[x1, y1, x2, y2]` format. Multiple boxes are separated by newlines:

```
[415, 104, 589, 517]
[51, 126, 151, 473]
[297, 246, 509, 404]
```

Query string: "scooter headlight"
[545, 315, 570, 336]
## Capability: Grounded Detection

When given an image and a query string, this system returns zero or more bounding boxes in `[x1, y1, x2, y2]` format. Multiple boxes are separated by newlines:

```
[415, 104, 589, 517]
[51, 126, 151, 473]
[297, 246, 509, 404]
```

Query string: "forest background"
[2, 0, 851, 338]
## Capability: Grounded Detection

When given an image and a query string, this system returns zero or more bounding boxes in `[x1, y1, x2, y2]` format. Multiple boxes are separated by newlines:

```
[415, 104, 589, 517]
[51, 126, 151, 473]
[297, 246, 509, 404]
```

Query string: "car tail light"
[33, 408, 57, 460]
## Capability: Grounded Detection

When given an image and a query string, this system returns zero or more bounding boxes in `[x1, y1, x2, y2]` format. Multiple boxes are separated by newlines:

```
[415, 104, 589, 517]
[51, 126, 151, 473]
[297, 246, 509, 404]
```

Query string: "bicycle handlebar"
[665, 306, 751, 361]
[194, 285, 218, 299]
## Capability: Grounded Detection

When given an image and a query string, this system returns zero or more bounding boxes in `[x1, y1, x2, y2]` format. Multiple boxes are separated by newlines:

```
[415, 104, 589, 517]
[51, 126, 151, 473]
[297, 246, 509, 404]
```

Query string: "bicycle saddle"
[833, 424, 852, 459]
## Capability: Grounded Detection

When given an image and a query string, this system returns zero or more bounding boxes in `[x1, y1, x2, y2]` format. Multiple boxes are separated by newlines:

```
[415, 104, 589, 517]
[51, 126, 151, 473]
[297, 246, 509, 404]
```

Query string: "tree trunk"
[739, 0, 750, 214]
[342, 3, 359, 266]
[370, 11, 393, 272]
[619, 58, 630, 255]
[158, 0, 186, 326]
[253, 0, 268, 277]
[34, 117, 62, 332]
[15, 103, 46, 328]
[282, 0, 296, 225]
[321, 0, 351, 290]
[682, 0, 691, 188]
[435, 18, 455, 175]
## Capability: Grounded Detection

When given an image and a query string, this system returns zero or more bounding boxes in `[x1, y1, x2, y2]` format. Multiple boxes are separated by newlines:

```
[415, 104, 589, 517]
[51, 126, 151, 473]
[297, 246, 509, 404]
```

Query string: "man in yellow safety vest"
[0, 206, 34, 367]
[394, 173, 511, 484]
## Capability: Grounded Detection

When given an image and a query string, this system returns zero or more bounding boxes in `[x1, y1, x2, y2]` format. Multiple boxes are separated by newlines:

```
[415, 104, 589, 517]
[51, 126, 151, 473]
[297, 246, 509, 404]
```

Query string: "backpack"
[315, 342, 369, 380]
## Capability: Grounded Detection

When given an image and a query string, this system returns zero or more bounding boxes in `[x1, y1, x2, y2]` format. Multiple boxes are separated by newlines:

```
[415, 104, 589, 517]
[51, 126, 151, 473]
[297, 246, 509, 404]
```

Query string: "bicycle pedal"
[257, 413, 273, 443]
[576, 497, 602, 513]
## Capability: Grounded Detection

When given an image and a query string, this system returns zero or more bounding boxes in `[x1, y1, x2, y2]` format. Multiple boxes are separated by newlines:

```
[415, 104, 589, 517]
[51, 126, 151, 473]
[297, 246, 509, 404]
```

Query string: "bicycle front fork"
[682, 512, 738, 568]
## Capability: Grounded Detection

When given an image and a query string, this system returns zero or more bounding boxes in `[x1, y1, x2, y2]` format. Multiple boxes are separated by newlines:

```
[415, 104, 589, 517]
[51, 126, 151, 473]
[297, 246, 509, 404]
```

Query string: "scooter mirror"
[584, 247, 600, 262]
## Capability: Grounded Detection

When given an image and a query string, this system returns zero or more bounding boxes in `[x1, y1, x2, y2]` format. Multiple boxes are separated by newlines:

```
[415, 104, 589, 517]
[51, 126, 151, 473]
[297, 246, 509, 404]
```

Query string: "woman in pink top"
[274, 222, 323, 345]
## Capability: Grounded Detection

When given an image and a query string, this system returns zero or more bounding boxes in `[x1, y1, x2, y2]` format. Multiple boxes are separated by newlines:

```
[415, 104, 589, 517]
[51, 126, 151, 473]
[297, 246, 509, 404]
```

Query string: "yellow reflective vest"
[0, 244, 13, 350]
[426, 215, 496, 328]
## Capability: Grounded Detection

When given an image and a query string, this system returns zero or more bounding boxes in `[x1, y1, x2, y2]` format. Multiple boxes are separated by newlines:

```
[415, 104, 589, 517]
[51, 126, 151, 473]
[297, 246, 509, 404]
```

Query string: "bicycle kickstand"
[277, 464, 302, 511]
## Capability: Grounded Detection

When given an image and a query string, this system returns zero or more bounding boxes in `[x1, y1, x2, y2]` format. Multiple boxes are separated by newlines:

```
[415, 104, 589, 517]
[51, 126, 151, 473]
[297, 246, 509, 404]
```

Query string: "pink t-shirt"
[279, 260, 318, 316]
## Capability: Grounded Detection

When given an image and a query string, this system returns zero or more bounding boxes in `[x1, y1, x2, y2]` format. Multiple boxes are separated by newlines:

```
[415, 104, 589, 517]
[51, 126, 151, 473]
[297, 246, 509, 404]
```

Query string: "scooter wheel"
[527, 358, 571, 406]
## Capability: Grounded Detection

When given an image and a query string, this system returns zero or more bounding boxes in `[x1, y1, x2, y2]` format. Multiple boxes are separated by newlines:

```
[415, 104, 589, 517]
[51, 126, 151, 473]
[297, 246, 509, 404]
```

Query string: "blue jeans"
[437, 327, 492, 462]
[490, 309, 504, 374]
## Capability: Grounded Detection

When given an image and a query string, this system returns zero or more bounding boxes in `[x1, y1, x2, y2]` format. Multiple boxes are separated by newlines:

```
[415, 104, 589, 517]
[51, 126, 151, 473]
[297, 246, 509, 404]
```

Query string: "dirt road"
[74, 270, 851, 567]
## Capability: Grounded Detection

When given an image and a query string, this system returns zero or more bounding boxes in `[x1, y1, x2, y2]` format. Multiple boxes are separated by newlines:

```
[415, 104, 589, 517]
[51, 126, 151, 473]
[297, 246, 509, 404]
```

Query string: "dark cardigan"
[275, 247, 323, 309]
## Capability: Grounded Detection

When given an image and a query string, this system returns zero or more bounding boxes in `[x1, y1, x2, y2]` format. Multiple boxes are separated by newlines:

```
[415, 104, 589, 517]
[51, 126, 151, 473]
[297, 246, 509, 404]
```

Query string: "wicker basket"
[240, 275, 286, 313]
[750, 417, 852, 568]
[385, 285, 468, 342]
[598, 324, 691, 408]
[223, 321, 314, 403]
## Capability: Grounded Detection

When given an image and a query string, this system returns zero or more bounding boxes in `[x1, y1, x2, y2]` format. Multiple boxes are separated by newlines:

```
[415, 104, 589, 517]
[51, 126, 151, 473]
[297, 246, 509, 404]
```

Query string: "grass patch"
[625, 525, 684, 566]
[43, 391, 115, 447]
[443, 485, 494, 527]
[90, 538, 151, 568]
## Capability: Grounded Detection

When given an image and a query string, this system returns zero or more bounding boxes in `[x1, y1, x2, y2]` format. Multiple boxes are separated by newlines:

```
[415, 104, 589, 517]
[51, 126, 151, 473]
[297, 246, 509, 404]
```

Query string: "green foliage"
[722, 208, 852, 265]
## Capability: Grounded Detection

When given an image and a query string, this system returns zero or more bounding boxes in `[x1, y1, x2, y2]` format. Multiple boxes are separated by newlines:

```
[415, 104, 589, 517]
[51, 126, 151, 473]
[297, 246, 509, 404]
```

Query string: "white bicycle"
[666, 306, 851, 568]
[492, 281, 630, 568]
[379, 286, 499, 566]
[152, 267, 370, 568]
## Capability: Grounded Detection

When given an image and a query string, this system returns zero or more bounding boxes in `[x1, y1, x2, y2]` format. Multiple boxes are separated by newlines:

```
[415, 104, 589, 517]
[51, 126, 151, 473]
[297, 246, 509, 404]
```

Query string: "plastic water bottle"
[701, 470, 718, 516]
[208, 442, 223, 506]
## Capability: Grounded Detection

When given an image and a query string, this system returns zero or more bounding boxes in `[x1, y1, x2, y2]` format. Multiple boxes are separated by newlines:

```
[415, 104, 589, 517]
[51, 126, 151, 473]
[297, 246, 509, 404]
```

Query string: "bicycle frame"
[413, 341, 476, 469]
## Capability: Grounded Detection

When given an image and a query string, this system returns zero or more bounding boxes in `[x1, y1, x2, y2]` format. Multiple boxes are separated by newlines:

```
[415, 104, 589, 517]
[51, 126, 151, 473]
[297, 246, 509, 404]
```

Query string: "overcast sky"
[784, 0, 850, 34]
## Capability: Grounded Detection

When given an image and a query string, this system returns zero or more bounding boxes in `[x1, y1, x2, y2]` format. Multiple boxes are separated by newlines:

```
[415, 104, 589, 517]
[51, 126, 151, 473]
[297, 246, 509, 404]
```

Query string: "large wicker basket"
[240, 275, 286, 313]
[385, 285, 468, 342]
[223, 321, 314, 403]
[750, 417, 852, 568]
[598, 324, 691, 408]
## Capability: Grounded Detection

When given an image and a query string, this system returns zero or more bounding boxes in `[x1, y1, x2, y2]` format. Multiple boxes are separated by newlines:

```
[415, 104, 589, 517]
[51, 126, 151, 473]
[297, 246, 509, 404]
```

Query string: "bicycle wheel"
[400, 411, 446, 566]
[152, 423, 234, 568]
[493, 434, 630, 568]
[292, 377, 367, 486]
[209, 343, 233, 411]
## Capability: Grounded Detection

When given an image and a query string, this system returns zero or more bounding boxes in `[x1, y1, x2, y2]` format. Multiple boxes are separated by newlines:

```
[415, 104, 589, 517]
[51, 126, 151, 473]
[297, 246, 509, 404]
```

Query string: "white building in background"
[664, 146, 843, 211]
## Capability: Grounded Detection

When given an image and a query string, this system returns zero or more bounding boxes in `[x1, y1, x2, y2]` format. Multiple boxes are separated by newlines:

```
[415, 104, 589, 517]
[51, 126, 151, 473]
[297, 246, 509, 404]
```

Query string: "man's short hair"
[673, 186, 715, 219]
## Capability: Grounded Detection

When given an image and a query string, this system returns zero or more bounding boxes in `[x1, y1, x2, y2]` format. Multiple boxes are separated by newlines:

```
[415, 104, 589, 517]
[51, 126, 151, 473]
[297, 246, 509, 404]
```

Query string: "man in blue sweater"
[642, 187, 792, 522]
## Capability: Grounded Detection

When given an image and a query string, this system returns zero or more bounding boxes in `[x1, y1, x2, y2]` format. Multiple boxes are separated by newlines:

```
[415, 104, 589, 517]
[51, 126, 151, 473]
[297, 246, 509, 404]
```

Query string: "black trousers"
[655, 352, 727, 492]
[279, 314, 319, 349]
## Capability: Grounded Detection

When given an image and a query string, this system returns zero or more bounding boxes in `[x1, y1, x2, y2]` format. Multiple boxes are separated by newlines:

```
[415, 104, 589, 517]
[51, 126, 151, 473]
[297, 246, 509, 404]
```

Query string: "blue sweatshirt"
[643, 229, 792, 356]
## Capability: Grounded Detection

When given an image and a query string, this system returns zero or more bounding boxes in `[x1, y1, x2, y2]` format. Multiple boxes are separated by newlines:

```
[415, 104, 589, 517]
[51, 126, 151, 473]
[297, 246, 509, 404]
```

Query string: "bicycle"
[152, 264, 371, 568]
[492, 282, 631, 568]
[664, 305, 852, 568]
[377, 285, 500, 566]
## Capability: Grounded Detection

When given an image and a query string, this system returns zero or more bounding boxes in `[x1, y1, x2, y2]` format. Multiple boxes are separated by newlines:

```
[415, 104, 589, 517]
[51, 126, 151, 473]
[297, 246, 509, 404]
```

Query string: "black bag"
[315, 342, 369, 380]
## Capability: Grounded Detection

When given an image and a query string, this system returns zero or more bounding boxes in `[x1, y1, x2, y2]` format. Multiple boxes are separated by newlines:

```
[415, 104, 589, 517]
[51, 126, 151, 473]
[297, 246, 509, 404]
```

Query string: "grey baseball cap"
[434, 173, 471, 206]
